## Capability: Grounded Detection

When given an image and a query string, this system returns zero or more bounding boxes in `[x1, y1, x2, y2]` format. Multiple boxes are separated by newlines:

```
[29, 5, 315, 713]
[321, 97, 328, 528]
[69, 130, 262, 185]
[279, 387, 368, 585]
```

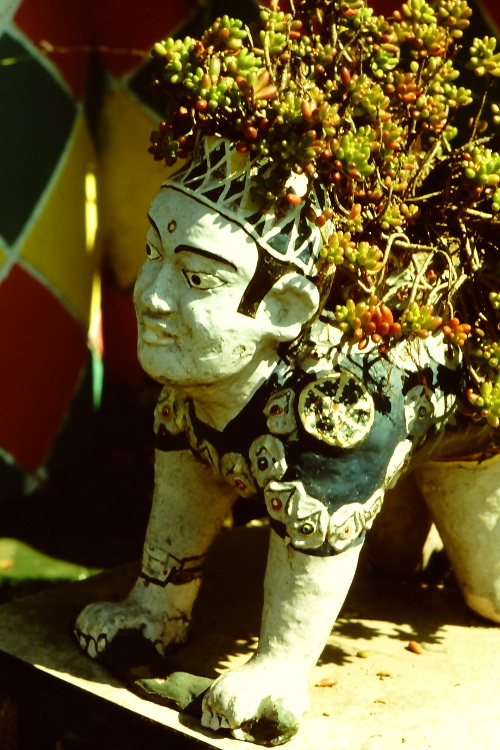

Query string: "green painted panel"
[0, 34, 76, 245]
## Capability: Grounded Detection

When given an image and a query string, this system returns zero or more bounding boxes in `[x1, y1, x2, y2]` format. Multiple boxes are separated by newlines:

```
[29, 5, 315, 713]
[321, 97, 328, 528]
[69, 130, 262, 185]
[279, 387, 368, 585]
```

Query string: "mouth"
[140, 314, 177, 345]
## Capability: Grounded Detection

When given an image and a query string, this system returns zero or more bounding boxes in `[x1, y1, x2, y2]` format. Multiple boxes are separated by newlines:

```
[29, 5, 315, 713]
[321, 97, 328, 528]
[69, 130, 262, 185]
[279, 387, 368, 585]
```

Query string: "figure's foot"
[74, 599, 188, 658]
[201, 659, 309, 746]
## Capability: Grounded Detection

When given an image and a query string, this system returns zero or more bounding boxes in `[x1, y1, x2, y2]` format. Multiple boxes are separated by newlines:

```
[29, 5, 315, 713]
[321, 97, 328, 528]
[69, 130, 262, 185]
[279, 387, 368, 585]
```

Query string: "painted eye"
[146, 244, 162, 260]
[182, 270, 226, 290]
[298, 521, 315, 536]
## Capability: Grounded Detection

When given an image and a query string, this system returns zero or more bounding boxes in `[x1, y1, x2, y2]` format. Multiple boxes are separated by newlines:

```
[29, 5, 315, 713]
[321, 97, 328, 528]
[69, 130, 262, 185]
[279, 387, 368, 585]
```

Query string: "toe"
[96, 633, 108, 655]
[201, 709, 220, 731]
[87, 639, 98, 659]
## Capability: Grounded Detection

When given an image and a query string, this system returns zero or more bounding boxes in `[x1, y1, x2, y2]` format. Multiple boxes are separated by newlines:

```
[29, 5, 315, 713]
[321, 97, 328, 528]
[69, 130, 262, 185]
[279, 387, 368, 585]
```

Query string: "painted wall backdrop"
[0, 0, 259, 500]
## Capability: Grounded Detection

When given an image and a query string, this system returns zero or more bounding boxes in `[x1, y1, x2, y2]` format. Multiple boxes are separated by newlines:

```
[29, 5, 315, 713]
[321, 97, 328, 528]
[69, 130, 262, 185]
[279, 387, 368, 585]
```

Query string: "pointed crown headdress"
[162, 136, 332, 276]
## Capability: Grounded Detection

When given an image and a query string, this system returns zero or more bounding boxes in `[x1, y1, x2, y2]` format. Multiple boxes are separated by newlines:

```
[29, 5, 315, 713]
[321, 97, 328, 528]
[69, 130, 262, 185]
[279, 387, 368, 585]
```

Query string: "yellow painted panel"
[95, 89, 174, 290]
[21, 115, 97, 327]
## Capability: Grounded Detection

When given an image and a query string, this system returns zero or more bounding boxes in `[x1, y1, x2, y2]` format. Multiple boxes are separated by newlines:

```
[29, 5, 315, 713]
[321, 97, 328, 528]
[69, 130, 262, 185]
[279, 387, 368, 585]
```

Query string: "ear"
[258, 273, 320, 343]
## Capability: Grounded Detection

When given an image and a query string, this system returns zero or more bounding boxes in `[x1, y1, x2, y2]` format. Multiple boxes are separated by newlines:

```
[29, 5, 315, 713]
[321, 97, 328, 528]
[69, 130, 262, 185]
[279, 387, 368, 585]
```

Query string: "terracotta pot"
[362, 471, 442, 578]
[416, 455, 500, 623]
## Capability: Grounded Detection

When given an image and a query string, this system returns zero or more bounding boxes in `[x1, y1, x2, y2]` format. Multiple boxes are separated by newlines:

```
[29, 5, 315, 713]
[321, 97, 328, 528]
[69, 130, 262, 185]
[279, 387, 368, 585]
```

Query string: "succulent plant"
[149, 0, 500, 427]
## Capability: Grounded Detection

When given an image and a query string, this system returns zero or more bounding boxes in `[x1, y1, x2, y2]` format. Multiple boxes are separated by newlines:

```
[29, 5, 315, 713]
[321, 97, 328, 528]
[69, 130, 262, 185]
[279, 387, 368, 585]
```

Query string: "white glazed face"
[134, 187, 288, 389]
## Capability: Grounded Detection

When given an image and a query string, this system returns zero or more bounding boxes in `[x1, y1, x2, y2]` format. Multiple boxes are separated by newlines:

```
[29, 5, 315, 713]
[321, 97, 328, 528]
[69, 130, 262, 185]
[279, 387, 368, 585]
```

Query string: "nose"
[149, 290, 173, 314]
[137, 264, 177, 314]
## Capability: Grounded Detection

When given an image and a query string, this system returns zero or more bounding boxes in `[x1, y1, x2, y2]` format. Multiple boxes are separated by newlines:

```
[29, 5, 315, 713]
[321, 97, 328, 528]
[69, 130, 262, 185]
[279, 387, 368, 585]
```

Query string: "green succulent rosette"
[148, 0, 500, 427]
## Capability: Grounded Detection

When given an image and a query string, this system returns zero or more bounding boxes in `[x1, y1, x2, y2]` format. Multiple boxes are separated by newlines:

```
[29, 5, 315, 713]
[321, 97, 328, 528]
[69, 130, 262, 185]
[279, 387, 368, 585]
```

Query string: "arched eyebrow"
[174, 244, 238, 271]
[147, 214, 162, 239]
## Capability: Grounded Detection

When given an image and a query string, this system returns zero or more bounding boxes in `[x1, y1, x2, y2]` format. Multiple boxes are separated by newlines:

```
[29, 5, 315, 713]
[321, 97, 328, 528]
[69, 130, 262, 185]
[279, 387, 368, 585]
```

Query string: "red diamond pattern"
[0, 265, 88, 472]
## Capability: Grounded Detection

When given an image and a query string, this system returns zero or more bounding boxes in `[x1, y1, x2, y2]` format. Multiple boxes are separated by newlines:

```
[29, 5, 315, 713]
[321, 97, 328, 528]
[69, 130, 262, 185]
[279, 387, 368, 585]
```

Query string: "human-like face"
[134, 187, 285, 391]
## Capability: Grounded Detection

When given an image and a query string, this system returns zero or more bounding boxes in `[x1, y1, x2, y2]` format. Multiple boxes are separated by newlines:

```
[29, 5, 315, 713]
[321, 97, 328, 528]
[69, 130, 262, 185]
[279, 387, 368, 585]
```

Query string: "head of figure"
[134, 138, 333, 393]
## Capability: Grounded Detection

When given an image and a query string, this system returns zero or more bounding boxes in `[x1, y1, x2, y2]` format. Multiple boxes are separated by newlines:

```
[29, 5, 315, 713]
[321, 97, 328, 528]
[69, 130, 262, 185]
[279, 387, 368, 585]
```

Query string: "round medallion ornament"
[298, 372, 375, 448]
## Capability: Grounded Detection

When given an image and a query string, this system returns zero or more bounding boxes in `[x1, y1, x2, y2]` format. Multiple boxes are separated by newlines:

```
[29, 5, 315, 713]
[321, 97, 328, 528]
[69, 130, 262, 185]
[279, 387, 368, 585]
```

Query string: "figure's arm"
[75, 449, 236, 657]
[141, 448, 236, 584]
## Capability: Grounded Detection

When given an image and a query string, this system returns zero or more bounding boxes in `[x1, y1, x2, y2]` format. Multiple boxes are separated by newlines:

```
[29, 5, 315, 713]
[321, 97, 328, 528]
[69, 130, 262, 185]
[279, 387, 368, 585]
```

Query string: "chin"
[136, 346, 167, 382]
[136, 349, 190, 387]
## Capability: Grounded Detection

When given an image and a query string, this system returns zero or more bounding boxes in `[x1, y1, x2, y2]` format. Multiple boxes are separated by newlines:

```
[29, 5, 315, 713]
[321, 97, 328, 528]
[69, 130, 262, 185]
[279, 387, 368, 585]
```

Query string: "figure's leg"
[416, 455, 500, 623]
[201, 530, 363, 745]
[75, 449, 236, 657]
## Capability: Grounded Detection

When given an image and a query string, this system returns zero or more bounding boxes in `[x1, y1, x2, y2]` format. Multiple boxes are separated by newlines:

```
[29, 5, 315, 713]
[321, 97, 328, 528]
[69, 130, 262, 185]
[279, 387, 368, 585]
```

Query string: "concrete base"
[0, 521, 499, 750]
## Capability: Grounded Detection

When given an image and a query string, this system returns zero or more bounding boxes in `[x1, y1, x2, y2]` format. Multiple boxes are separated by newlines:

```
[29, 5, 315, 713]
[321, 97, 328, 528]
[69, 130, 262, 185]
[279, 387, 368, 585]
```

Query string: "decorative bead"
[234, 478, 247, 491]
[340, 523, 353, 538]
[270, 497, 283, 511]
[162, 404, 171, 418]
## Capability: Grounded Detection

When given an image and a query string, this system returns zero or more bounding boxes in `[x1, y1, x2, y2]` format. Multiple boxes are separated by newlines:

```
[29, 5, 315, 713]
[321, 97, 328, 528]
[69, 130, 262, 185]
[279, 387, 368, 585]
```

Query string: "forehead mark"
[168, 220, 177, 233]
[174, 244, 238, 272]
[160, 183, 260, 247]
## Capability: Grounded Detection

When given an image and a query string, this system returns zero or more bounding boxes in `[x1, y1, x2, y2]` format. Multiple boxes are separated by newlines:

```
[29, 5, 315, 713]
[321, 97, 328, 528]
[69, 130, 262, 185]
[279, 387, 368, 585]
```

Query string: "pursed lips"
[141, 314, 177, 345]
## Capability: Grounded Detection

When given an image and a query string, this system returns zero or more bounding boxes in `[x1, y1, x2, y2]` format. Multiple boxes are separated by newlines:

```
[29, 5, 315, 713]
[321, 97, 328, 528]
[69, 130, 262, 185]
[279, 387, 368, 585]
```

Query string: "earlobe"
[260, 273, 320, 343]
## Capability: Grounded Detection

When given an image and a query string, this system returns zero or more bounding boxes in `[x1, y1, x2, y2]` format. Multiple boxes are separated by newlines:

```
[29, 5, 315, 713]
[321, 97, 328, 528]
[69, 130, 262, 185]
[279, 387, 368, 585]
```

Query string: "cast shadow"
[5, 519, 475, 686]
[0, 515, 487, 750]
[316, 550, 474, 669]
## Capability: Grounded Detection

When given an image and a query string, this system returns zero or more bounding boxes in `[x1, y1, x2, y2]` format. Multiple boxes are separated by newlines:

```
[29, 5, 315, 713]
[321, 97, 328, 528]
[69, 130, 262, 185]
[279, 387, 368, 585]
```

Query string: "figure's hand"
[74, 599, 187, 658]
[201, 658, 309, 746]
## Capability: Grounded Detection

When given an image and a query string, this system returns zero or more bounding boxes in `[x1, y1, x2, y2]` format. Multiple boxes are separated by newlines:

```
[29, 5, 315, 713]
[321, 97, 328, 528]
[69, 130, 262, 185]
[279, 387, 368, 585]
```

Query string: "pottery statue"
[74, 137, 496, 745]
[75, 1, 500, 745]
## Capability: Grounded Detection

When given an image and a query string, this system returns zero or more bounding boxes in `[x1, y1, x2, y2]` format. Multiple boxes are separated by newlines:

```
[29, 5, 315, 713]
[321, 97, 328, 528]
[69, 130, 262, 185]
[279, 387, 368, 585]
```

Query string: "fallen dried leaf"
[407, 640, 424, 654]
[316, 677, 338, 687]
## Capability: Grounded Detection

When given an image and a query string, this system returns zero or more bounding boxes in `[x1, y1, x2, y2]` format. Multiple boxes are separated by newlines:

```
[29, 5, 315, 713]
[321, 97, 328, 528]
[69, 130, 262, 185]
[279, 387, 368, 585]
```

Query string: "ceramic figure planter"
[75, 0, 500, 745]
[74, 135, 485, 745]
